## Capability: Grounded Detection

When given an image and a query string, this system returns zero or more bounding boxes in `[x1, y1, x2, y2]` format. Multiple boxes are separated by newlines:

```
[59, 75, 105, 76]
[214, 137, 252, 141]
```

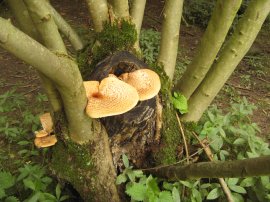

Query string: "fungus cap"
[39, 113, 53, 133]
[34, 135, 57, 148]
[119, 69, 161, 101]
[84, 81, 99, 97]
[35, 130, 49, 138]
[85, 76, 139, 118]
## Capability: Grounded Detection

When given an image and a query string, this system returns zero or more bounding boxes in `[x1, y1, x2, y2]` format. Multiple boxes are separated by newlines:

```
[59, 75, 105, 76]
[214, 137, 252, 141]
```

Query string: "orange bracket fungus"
[84, 76, 139, 118]
[119, 69, 161, 101]
[34, 135, 57, 148]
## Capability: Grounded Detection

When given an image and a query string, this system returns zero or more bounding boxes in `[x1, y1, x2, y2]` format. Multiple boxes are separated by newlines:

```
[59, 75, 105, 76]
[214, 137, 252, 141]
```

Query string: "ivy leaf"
[116, 173, 127, 185]
[0, 172, 15, 189]
[126, 183, 146, 201]
[207, 188, 221, 200]
[172, 92, 188, 114]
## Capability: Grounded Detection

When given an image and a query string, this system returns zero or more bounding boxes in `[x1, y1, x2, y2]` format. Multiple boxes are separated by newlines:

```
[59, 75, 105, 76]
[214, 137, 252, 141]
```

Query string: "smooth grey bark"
[145, 155, 270, 180]
[23, 0, 67, 54]
[130, 0, 146, 50]
[174, 0, 242, 99]
[182, 0, 270, 122]
[109, 0, 129, 19]
[44, 1, 84, 51]
[6, 0, 40, 41]
[157, 0, 184, 80]
[86, 0, 109, 32]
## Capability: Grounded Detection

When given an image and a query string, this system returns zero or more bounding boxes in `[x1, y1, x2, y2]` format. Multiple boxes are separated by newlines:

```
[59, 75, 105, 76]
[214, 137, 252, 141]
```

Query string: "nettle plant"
[117, 97, 270, 202]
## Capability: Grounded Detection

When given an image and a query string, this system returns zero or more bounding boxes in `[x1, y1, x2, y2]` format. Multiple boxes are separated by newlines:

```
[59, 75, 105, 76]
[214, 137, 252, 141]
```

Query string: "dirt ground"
[0, 0, 269, 140]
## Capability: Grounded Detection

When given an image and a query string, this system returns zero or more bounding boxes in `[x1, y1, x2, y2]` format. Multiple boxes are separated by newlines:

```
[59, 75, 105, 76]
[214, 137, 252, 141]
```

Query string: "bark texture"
[182, 0, 270, 122]
[146, 155, 270, 180]
[86, 0, 109, 32]
[109, 0, 129, 19]
[157, 0, 184, 80]
[174, 0, 242, 99]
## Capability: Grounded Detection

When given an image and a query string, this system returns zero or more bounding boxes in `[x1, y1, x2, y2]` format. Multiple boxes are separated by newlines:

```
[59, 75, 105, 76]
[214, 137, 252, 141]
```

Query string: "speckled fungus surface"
[34, 135, 57, 148]
[119, 69, 161, 101]
[39, 112, 53, 133]
[84, 76, 139, 118]
[34, 130, 49, 138]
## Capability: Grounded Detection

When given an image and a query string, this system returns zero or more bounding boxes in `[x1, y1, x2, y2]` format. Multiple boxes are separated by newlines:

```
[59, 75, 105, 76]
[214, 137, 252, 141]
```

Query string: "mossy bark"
[182, 0, 270, 122]
[157, 0, 184, 80]
[174, 0, 242, 99]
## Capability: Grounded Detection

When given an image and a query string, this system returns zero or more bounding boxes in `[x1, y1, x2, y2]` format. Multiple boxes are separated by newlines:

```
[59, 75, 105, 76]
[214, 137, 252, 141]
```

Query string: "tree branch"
[145, 155, 270, 180]
[157, 0, 184, 80]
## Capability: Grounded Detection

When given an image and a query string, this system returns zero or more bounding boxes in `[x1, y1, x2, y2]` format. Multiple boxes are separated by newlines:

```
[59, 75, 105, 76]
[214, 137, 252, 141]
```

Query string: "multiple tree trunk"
[0, 0, 270, 201]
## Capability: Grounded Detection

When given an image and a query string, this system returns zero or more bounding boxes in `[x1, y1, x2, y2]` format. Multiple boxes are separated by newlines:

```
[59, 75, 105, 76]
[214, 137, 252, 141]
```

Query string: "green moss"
[51, 141, 96, 201]
[152, 65, 182, 164]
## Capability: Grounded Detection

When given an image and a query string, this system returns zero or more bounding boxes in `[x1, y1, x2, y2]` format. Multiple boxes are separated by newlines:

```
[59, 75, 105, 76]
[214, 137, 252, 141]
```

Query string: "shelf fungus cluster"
[34, 113, 57, 148]
[84, 69, 161, 118]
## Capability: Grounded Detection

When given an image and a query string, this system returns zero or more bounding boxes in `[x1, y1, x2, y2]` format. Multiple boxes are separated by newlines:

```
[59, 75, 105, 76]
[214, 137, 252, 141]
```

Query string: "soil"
[0, 0, 269, 139]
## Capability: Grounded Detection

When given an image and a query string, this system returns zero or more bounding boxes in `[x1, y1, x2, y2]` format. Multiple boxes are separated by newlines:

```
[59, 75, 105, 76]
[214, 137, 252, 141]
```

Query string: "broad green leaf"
[60, 195, 70, 201]
[172, 92, 188, 114]
[116, 174, 127, 185]
[232, 193, 244, 202]
[158, 191, 173, 202]
[126, 183, 146, 201]
[229, 185, 246, 194]
[133, 170, 144, 178]
[23, 179, 36, 191]
[233, 138, 246, 145]
[200, 183, 212, 189]
[192, 188, 202, 202]
[17, 141, 30, 146]
[227, 178, 239, 186]
[146, 176, 160, 194]
[0, 188, 6, 199]
[179, 180, 192, 188]
[122, 154, 129, 168]
[240, 178, 255, 187]
[206, 188, 221, 200]
[172, 187, 180, 202]
[0, 172, 15, 189]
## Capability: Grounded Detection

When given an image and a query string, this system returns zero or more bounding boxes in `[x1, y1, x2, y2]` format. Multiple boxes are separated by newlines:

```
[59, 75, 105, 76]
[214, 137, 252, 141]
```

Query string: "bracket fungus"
[84, 76, 139, 118]
[34, 135, 57, 148]
[119, 69, 161, 101]
[34, 112, 57, 148]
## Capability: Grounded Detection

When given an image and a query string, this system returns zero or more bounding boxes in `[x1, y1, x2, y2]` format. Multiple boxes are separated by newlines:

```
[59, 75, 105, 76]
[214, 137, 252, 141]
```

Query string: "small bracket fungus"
[84, 76, 139, 118]
[34, 130, 49, 138]
[39, 112, 53, 133]
[119, 69, 161, 101]
[34, 135, 57, 148]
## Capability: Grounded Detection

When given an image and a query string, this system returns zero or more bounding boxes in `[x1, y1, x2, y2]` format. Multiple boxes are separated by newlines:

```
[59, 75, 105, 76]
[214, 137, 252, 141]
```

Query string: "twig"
[192, 132, 234, 202]
[181, 15, 189, 27]
[257, 77, 270, 84]
[176, 113, 189, 164]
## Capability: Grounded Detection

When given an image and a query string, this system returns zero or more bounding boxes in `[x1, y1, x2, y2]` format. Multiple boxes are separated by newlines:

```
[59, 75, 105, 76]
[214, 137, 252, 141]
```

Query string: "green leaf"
[229, 185, 246, 194]
[146, 176, 160, 195]
[126, 183, 146, 201]
[122, 154, 129, 168]
[233, 138, 246, 145]
[172, 92, 188, 114]
[227, 178, 239, 186]
[207, 188, 221, 200]
[179, 180, 192, 188]
[0, 188, 6, 199]
[0, 172, 15, 189]
[240, 178, 255, 187]
[4, 196, 20, 202]
[23, 178, 36, 191]
[116, 174, 127, 185]
[17, 140, 30, 146]
[158, 191, 173, 202]
[172, 187, 180, 202]
[60, 195, 70, 201]
[55, 183, 61, 199]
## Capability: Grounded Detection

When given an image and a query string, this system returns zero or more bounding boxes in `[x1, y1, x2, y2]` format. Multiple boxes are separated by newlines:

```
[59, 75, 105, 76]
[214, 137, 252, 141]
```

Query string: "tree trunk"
[86, 0, 109, 32]
[182, 0, 270, 122]
[157, 0, 184, 80]
[145, 155, 270, 180]
[174, 0, 242, 99]
[109, 0, 129, 19]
